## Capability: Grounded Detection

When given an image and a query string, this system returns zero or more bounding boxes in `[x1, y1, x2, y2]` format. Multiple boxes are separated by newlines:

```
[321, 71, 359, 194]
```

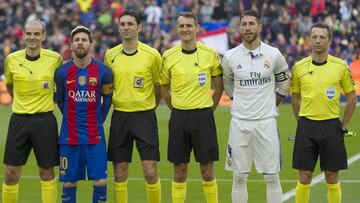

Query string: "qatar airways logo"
[68, 90, 96, 102]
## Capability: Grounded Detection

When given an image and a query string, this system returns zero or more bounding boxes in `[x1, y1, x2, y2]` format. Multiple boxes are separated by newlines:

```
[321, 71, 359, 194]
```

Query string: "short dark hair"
[70, 25, 93, 43]
[119, 10, 142, 24]
[240, 10, 261, 23]
[177, 12, 199, 25]
[310, 22, 332, 39]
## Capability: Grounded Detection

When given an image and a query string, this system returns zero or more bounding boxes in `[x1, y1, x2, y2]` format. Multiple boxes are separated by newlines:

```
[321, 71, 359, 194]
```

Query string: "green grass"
[0, 104, 360, 202]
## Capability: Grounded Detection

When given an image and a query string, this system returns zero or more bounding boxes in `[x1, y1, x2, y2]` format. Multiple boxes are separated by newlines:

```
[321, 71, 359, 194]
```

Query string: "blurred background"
[0, 0, 359, 104]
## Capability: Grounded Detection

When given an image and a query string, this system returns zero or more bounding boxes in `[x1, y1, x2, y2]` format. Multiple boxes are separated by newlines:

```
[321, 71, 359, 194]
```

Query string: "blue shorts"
[59, 144, 107, 182]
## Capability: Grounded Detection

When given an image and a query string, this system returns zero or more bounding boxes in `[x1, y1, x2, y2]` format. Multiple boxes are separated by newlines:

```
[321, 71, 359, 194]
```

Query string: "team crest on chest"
[264, 60, 271, 69]
[78, 76, 87, 86]
[89, 77, 97, 86]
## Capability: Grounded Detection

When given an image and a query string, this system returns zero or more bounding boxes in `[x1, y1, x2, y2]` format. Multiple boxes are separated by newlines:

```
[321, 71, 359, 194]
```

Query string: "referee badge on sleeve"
[134, 76, 144, 88]
[198, 73, 206, 86]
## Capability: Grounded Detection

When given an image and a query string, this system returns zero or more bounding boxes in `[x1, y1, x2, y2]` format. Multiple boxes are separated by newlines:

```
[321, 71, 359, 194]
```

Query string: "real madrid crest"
[78, 76, 86, 86]
[264, 60, 271, 69]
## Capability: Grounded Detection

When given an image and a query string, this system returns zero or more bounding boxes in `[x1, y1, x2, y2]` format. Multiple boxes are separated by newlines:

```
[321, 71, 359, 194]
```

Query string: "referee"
[2, 20, 63, 203]
[160, 12, 223, 203]
[104, 11, 162, 203]
[291, 22, 357, 203]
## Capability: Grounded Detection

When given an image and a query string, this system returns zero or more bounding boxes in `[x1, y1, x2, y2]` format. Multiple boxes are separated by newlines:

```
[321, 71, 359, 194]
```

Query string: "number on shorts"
[60, 156, 68, 170]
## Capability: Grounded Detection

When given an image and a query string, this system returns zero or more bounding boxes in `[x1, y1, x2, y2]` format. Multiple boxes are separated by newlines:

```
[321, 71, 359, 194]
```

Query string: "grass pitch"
[0, 104, 359, 202]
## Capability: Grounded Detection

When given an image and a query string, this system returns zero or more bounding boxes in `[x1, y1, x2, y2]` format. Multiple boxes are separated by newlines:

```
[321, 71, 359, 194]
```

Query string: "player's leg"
[293, 118, 320, 203]
[2, 166, 21, 203]
[93, 179, 107, 203]
[296, 170, 313, 203]
[253, 118, 282, 203]
[87, 143, 107, 203]
[59, 145, 85, 203]
[62, 182, 78, 203]
[108, 110, 132, 203]
[192, 109, 219, 203]
[2, 113, 33, 203]
[320, 118, 347, 203]
[263, 173, 282, 203]
[200, 162, 218, 203]
[31, 112, 59, 203]
[142, 160, 161, 203]
[173, 163, 188, 203]
[325, 171, 341, 203]
[232, 172, 249, 203]
[113, 162, 129, 203]
[39, 167, 57, 203]
[167, 109, 191, 203]
[134, 110, 161, 203]
[225, 117, 252, 203]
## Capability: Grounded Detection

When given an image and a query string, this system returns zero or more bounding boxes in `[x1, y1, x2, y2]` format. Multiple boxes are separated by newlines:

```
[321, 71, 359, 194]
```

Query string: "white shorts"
[225, 117, 283, 174]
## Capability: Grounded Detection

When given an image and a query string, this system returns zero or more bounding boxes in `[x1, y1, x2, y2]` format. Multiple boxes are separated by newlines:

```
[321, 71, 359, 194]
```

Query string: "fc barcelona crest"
[89, 77, 97, 86]
[78, 76, 86, 86]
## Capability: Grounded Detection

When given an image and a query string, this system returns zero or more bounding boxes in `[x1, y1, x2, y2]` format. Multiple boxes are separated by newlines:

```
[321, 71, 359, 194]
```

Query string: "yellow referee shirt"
[104, 41, 161, 112]
[5, 49, 63, 114]
[160, 42, 222, 110]
[291, 55, 356, 120]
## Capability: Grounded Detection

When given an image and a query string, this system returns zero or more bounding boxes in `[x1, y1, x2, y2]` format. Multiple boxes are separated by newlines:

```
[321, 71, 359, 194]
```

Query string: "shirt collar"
[239, 41, 265, 57]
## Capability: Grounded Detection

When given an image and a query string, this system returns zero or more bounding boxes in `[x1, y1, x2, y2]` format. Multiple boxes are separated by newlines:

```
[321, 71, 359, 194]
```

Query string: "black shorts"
[107, 110, 160, 163]
[168, 108, 219, 164]
[3, 112, 59, 167]
[292, 117, 347, 171]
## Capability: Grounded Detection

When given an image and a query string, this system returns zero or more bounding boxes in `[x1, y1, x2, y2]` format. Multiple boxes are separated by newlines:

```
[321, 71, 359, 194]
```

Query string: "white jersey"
[223, 42, 290, 120]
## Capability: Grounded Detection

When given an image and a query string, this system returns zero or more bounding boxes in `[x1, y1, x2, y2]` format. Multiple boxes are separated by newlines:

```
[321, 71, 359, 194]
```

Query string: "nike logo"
[66, 80, 76, 84]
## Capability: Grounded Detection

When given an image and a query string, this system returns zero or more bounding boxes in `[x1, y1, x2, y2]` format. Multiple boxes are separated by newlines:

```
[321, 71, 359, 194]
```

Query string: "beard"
[242, 32, 258, 44]
[74, 48, 88, 59]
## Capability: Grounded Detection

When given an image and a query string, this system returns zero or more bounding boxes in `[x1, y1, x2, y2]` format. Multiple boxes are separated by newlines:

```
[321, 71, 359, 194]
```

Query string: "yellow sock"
[327, 182, 341, 203]
[202, 179, 218, 203]
[41, 178, 57, 203]
[172, 181, 186, 203]
[295, 182, 310, 203]
[114, 180, 128, 203]
[2, 183, 19, 203]
[146, 178, 161, 203]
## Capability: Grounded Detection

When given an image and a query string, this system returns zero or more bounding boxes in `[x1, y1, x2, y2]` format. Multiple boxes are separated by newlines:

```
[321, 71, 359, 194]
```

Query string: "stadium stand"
[0, 0, 359, 105]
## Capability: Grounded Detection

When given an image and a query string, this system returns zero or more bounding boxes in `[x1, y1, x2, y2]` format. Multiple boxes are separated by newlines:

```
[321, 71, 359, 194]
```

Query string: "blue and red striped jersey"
[55, 58, 113, 145]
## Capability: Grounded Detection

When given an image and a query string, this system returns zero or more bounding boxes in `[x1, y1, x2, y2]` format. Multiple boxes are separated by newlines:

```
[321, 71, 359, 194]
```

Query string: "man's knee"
[94, 179, 107, 187]
[64, 182, 77, 188]
[263, 173, 281, 190]
[299, 170, 313, 184]
[233, 173, 248, 184]
[174, 163, 187, 182]
[144, 168, 158, 184]
[114, 162, 128, 183]
[233, 173, 249, 189]
[39, 167, 55, 181]
[325, 171, 338, 184]
[4, 165, 22, 184]
[200, 162, 214, 181]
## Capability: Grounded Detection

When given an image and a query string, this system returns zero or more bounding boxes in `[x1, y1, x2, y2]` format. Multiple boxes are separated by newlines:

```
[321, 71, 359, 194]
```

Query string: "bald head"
[25, 20, 46, 34]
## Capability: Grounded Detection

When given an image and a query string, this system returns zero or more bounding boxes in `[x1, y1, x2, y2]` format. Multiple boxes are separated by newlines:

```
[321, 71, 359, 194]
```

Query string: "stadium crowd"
[0, 0, 359, 77]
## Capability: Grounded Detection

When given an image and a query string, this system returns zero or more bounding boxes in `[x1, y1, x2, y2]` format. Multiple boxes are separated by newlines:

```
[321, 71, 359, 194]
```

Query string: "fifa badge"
[326, 87, 335, 99]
